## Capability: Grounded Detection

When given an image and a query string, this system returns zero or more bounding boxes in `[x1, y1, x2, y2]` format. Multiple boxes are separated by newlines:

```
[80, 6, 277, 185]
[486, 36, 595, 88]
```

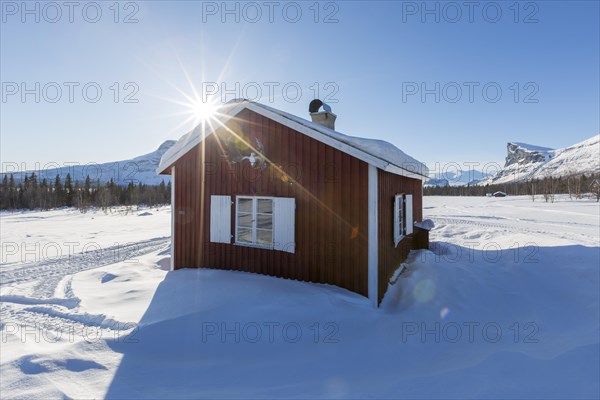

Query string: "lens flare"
[440, 307, 450, 319]
[413, 279, 436, 303]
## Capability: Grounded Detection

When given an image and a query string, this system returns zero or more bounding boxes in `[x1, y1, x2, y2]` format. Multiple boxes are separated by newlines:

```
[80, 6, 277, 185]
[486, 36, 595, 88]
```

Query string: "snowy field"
[1, 196, 598, 399]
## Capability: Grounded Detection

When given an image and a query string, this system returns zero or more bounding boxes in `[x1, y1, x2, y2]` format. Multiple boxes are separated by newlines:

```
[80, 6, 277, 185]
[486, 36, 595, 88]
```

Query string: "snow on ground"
[1, 197, 598, 399]
[1, 206, 170, 265]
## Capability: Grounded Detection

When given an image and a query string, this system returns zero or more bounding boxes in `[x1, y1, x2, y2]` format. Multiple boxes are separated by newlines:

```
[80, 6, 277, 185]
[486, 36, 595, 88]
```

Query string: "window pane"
[257, 214, 272, 230]
[237, 228, 252, 243]
[238, 198, 252, 213]
[257, 229, 272, 245]
[237, 212, 253, 228]
[257, 199, 273, 214]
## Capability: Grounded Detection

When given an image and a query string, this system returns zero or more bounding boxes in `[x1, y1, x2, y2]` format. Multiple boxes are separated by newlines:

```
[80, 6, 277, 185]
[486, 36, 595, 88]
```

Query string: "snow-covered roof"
[157, 99, 429, 180]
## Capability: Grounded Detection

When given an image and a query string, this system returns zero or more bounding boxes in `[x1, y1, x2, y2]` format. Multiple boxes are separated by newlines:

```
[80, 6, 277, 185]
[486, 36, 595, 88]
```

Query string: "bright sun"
[156, 60, 226, 136]
[190, 100, 218, 124]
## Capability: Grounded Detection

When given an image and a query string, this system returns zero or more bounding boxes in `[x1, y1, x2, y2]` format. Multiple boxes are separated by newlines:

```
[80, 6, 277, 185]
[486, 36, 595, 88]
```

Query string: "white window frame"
[394, 194, 404, 247]
[394, 193, 414, 247]
[235, 196, 275, 249]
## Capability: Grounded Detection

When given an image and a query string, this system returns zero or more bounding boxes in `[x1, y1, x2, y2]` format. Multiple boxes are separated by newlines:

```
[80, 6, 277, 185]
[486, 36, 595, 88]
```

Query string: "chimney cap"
[309, 99, 337, 130]
[309, 99, 332, 114]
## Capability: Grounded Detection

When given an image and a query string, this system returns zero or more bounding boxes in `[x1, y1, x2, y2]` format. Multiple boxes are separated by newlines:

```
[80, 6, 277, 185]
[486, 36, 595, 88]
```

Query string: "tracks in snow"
[431, 216, 597, 246]
[0, 236, 169, 291]
[0, 237, 169, 339]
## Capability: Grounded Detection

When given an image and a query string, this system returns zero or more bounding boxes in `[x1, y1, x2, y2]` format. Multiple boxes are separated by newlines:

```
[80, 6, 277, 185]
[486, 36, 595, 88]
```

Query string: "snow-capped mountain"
[426, 169, 490, 187]
[4, 141, 176, 186]
[482, 134, 600, 184]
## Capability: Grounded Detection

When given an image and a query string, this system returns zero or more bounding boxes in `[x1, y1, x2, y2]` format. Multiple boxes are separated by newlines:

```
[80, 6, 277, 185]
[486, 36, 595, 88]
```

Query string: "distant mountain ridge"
[481, 134, 600, 185]
[3, 141, 176, 186]
[426, 169, 490, 187]
[7, 134, 598, 188]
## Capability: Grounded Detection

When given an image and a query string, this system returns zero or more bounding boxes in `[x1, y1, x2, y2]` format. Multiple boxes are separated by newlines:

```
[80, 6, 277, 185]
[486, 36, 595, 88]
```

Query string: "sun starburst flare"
[188, 98, 219, 126]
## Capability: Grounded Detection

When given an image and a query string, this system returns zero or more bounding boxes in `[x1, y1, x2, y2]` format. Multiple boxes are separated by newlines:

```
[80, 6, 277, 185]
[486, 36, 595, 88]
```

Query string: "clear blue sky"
[1, 1, 598, 173]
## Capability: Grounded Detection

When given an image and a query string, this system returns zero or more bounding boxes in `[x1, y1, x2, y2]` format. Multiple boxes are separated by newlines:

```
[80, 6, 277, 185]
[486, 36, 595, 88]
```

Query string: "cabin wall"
[172, 109, 369, 297]
[377, 168, 423, 303]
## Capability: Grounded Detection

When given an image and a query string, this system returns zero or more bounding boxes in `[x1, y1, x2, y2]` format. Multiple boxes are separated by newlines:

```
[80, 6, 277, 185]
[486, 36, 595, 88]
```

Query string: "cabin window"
[232, 196, 296, 253]
[394, 194, 414, 247]
[236, 196, 274, 247]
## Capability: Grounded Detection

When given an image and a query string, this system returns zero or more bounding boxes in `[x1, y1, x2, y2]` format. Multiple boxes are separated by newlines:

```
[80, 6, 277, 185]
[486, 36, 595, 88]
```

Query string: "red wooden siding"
[377, 168, 423, 303]
[172, 109, 370, 297]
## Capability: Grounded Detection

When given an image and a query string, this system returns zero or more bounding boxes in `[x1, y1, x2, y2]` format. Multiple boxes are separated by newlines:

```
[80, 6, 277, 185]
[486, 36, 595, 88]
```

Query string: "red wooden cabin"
[157, 99, 429, 306]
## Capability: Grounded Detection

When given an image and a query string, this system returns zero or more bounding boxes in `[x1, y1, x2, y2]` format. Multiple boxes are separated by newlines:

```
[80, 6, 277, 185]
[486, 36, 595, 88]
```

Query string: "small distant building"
[157, 99, 430, 306]
[493, 191, 507, 197]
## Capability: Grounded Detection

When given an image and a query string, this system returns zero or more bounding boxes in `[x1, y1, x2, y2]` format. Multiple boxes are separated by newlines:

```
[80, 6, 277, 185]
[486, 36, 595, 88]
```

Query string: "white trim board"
[368, 164, 379, 308]
[170, 165, 175, 272]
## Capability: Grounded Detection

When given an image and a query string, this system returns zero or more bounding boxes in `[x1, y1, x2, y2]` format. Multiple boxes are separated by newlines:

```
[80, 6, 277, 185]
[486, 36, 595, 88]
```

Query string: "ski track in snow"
[0, 237, 169, 337]
[1, 237, 169, 291]
[430, 216, 598, 246]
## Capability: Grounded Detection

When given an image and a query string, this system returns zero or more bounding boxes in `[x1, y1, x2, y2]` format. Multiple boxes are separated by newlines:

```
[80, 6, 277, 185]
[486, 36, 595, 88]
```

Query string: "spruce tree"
[84, 175, 92, 207]
[8, 174, 16, 209]
[1, 175, 8, 209]
[64, 173, 73, 207]
[40, 178, 48, 209]
[54, 174, 63, 207]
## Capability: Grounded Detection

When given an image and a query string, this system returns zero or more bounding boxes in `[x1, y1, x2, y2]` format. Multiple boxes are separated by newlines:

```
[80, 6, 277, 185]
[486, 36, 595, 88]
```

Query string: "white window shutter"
[394, 194, 403, 247]
[273, 197, 295, 253]
[405, 194, 413, 235]
[210, 195, 231, 243]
